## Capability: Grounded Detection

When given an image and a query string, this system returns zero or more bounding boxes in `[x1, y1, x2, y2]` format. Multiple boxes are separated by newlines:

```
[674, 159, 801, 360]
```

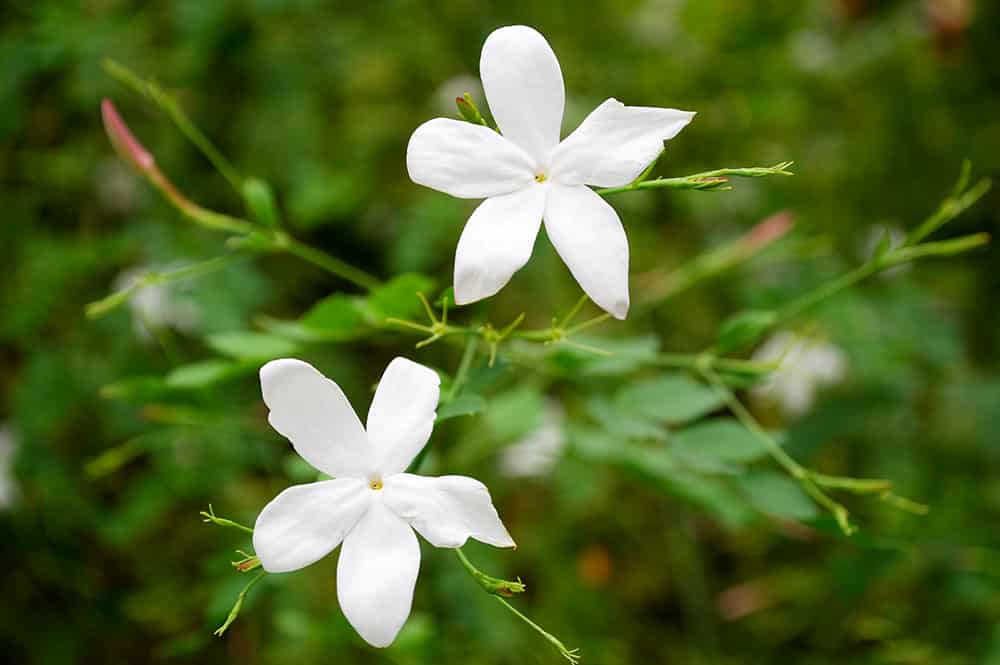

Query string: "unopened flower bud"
[100, 99, 155, 176]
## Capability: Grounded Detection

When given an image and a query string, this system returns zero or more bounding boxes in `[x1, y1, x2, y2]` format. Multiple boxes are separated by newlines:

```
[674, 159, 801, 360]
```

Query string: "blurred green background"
[2, 1, 999, 663]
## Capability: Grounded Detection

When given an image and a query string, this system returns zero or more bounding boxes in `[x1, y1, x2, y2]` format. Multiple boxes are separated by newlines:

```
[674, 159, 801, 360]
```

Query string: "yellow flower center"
[534, 172, 547, 183]
[369, 478, 384, 491]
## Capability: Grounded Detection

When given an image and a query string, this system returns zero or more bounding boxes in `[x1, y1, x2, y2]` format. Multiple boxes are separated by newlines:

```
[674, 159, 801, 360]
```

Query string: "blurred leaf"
[165, 359, 247, 388]
[437, 394, 486, 421]
[716, 309, 778, 354]
[299, 293, 368, 339]
[586, 396, 667, 441]
[242, 177, 280, 228]
[671, 419, 771, 465]
[364, 273, 435, 322]
[100, 375, 170, 402]
[483, 385, 544, 442]
[579, 334, 661, 376]
[616, 373, 723, 425]
[206, 331, 300, 360]
[738, 470, 818, 521]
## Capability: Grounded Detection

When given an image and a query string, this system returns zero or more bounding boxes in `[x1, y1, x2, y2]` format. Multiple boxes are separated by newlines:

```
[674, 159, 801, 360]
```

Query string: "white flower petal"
[544, 185, 630, 319]
[253, 478, 370, 574]
[383, 473, 515, 549]
[406, 118, 536, 198]
[260, 359, 371, 478]
[454, 184, 547, 305]
[337, 500, 420, 648]
[550, 98, 695, 187]
[367, 358, 441, 475]
[480, 25, 565, 162]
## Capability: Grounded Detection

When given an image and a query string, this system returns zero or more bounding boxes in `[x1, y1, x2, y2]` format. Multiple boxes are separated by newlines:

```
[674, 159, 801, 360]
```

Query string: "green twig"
[201, 504, 254, 534]
[214, 570, 266, 636]
[455, 549, 580, 664]
[494, 597, 581, 664]
[86, 253, 245, 319]
[597, 161, 794, 196]
[104, 59, 243, 192]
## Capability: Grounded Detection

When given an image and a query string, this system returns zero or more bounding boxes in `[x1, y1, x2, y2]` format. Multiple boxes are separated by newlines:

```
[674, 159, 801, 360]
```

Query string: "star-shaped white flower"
[253, 357, 515, 648]
[407, 25, 695, 319]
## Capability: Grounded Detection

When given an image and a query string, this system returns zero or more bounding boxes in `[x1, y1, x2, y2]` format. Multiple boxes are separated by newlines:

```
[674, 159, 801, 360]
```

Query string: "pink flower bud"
[101, 99, 155, 175]
[741, 210, 795, 253]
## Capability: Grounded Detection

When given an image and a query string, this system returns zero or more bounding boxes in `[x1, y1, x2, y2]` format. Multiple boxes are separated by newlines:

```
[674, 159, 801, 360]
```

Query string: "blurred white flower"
[751, 332, 847, 417]
[95, 158, 140, 215]
[114, 263, 200, 339]
[501, 401, 566, 478]
[253, 358, 514, 648]
[407, 25, 695, 318]
[0, 425, 18, 510]
[432, 74, 483, 116]
[789, 30, 837, 73]
[862, 224, 910, 278]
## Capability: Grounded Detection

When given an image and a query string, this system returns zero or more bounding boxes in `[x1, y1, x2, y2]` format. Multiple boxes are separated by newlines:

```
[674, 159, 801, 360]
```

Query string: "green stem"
[214, 570, 266, 636]
[104, 59, 244, 192]
[201, 504, 254, 534]
[86, 253, 245, 319]
[494, 597, 581, 664]
[454, 548, 525, 597]
[277, 234, 382, 291]
[453, 549, 580, 664]
[597, 162, 794, 196]
[448, 336, 479, 401]
[776, 231, 989, 326]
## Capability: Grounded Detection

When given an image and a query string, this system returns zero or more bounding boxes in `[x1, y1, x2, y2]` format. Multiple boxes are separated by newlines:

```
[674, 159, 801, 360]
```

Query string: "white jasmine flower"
[751, 332, 847, 417]
[114, 263, 199, 339]
[253, 358, 515, 648]
[407, 25, 695, 319]
[501, 401, 566, 478]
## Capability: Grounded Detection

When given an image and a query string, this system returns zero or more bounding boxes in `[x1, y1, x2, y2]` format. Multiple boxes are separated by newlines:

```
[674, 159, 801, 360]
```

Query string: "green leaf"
[570, 426, 752, 527]
[99, 375, 170, 402]
[206, 331, 301, 360]
[437, 394, 487, 421]
[300, 293, 368, 339]
[616, 374, 723, 425]
[715, 309, 778, 354]
[738, 471, 818, 521]
[580, 334, 661, 376]
[671, 419, 771, 466]
[586, 396, 667, 441]
[165, 360, 247, 388]
[242, 177, 280, 228]
[365, 273, 435, 322]
[483, 385, 545, 442]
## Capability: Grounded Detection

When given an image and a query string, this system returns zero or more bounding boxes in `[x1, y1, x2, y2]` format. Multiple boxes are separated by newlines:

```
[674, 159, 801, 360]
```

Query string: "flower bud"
[455, 92, 487, 126]
[100, 99, 155, 176]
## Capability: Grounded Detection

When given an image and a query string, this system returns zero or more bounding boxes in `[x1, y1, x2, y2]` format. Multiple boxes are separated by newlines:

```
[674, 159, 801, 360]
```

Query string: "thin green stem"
[453, 549, 580, 664]
[104, 59, 244, 192]
[277, 234, 382, 291]
[558, 294, 590, 329]
[86, 253, 245, 319]
[214, 570, 266, 636]
[776, 231, 989, 326]
[448, 336, 479, 401]
[494, 597, 581, 664]
[201, 504, 254, 534]
[597, 161, 794, 196]
[567, 313, 612, 335]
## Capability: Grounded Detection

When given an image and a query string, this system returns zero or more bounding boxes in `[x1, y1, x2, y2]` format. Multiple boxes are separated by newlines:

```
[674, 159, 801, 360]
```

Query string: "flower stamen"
[534, 172, 547, 183]
[369, 478, 384, 491]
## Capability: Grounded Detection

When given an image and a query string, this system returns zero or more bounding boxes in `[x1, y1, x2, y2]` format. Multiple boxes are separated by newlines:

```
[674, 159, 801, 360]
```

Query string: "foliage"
[3, 2, 1000, 664]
